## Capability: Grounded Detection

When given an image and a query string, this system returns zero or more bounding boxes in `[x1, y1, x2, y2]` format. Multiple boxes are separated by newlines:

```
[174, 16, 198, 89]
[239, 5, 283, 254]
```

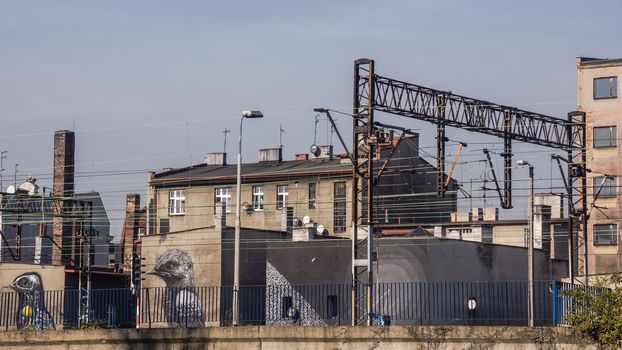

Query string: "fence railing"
[0, 280, 578, 330]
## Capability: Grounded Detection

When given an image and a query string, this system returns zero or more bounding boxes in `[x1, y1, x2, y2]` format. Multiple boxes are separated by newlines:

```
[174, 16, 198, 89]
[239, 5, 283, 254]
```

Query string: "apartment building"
[146, 134, 457, 238]
[577, 57, 622, 274]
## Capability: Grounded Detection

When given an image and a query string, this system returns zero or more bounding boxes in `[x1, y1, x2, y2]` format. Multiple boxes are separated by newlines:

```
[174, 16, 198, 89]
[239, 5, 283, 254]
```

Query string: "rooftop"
[577, 56, 622, 68]
[151, 158, 352, 187]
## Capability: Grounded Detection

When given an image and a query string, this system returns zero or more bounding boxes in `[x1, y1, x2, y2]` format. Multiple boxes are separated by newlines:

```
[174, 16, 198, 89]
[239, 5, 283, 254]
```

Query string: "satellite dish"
[292, 217, 301, 227]
[317, 224, 325, 234]
[302, 216, 311, 225]
[310, 144, 320, 157]
[6, 185, 15, 194]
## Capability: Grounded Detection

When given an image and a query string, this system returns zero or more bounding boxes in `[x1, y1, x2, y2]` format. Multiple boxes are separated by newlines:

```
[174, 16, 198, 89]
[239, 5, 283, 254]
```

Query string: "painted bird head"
[4, 272, 44, 293]
[146, 249, 195, 287]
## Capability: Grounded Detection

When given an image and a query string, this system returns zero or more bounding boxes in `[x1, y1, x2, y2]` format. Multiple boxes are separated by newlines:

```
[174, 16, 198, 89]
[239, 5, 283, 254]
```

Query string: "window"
[214, 187, 232, 213]
[326, 295, 338, 319]
[593, 176, 616, 198]
[594, 126, 617, 147]
[594, 76, 617, 99]
[308, 183, 317, 209]
[281, 296, 293, 318]
[333, 182, 347, 233]
[168, 190, 186, 215]
[594, 224, 617, 246]
[159, 219, 169, 234]
[252, 185, 264, 211]
[276, 185, 288, 209]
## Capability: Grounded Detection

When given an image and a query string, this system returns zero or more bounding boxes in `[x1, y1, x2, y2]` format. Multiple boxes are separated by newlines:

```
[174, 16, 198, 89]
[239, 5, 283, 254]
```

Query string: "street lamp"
[233, 110, 263, 326]
[516, 160, 534, 327]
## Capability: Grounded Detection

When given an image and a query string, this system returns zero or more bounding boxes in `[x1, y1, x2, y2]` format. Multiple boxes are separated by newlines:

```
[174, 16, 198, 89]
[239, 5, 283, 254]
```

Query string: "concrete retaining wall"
[0, 326, 596, 350]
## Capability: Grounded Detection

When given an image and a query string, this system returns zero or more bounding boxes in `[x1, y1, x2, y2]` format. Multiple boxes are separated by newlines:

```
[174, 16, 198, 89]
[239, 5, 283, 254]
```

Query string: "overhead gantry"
[350, 58, 587, 325]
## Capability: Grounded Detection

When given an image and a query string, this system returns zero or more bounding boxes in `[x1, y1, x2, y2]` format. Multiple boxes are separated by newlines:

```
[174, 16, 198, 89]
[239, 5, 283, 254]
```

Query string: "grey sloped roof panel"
[152, 159, 352, 187]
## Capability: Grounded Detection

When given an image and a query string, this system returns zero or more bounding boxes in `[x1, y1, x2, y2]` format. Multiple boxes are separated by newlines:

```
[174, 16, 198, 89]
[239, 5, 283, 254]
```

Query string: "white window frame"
[169, 190, 186, 215]
[215, 187, 232, 213]
[276, 185, 288, 209]
[252, 185, 264, 211]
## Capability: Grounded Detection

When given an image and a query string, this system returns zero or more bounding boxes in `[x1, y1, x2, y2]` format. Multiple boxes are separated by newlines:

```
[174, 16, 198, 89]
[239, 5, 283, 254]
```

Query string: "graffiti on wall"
[146, 249, 205, 327]
[265, 262, 326, 326]
[4, 272, 55, 330]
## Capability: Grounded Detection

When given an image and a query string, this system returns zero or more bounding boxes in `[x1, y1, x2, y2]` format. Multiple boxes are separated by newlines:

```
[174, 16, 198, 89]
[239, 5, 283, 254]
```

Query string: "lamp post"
[517, 160, 534, 327]
[233, 110, 263, 326]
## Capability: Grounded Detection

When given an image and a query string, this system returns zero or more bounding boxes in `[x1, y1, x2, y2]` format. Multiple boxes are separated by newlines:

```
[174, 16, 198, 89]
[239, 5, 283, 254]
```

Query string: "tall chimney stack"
[51, 130, 75, 265]
[123, 194, 140, 271]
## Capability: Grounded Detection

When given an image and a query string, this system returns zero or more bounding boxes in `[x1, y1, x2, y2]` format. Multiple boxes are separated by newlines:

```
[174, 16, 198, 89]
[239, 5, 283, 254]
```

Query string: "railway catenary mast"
[350, 58, 587, 326]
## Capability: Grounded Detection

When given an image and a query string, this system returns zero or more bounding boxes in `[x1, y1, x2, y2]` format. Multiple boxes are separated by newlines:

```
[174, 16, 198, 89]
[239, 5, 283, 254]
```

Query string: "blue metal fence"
[0, 280, 580, 329]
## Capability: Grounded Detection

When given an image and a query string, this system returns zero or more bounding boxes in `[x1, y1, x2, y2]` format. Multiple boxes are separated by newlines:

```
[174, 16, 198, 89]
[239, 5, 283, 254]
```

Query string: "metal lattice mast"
[352, 59, 376, 325]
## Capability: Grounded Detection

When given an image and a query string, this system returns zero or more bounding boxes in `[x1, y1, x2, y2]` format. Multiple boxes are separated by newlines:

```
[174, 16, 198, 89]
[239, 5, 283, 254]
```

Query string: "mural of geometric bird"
[4, 272, 55, 330]
[146, 249, 205, 327]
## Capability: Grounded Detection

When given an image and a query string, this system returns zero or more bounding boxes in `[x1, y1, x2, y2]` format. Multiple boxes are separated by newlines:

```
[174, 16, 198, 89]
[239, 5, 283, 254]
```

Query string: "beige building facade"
[577, 57, 622, 274]
[148, 155, 354, 238]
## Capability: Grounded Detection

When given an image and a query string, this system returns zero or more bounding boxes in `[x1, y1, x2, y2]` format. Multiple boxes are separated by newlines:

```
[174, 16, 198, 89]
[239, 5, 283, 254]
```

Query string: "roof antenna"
[279, 125, 285, 149]
[313, 114, 320, 145]
[223, 129, 231, 153]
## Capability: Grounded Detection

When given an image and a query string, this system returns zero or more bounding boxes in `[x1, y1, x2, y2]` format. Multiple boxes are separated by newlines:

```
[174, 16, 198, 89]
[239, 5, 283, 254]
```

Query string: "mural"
[265, 262, 326, 326]
[146, 249, 205, 327]
[4, 272, 55, 330]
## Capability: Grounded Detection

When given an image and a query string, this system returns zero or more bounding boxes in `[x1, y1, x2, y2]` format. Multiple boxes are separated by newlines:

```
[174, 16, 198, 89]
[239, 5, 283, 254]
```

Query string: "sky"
[0, 0, 621, 239]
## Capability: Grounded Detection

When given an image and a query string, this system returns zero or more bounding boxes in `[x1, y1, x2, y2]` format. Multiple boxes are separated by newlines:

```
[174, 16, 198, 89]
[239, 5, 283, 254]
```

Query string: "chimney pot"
[204, 152, 227, 166]
[259, 147, 283, 163]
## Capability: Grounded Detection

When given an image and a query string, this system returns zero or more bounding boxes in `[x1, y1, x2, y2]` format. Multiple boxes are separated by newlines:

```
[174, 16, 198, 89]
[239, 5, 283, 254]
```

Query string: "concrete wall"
[578, 57, 622, 274]
[0, 326, 597, 350]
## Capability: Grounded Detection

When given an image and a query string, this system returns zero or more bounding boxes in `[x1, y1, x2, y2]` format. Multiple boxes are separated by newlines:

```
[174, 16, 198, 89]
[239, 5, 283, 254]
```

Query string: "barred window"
[168, 190, 186, 215]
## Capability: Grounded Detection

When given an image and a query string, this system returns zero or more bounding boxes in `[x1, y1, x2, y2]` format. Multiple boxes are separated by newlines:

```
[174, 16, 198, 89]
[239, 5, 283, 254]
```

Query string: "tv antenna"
[279, 125, 285, 149]
[223, 129, 231, 153]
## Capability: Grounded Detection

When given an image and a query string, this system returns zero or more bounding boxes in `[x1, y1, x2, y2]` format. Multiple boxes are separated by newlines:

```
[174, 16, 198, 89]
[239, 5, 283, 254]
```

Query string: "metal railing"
[0, 280, 578, 330]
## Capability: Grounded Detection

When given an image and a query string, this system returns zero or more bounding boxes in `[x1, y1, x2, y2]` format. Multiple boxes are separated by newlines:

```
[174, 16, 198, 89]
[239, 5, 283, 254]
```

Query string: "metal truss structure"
[351, 58, 587, 325]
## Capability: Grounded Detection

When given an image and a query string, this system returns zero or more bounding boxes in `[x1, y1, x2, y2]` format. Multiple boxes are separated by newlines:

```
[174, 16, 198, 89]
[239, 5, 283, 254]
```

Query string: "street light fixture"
[233, 110, 263, 326]
[516, 159, 534, 327]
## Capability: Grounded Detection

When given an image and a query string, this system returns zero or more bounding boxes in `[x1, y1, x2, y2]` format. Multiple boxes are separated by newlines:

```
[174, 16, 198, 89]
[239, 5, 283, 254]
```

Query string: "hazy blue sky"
[1, 1, 621, 237]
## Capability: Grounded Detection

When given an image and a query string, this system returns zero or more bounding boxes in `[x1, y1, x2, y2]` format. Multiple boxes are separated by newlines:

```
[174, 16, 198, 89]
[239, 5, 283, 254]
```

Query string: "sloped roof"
[151, 158, 352, 187]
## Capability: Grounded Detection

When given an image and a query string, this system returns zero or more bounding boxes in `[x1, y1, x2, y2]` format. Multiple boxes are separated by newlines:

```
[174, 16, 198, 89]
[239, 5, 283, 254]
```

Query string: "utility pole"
[14, 163, 18, 188]
[517, 160, 534, 327]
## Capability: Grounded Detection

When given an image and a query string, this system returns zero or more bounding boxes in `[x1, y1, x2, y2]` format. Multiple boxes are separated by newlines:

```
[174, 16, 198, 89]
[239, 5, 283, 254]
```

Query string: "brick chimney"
[123, 194, 140, 271]
[51, 130, 75, 265]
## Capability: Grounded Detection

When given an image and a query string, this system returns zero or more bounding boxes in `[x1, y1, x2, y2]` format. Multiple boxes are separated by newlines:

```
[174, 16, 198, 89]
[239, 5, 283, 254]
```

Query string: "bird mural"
[4, 272, 55, 330]
[146, 249, 205, 327]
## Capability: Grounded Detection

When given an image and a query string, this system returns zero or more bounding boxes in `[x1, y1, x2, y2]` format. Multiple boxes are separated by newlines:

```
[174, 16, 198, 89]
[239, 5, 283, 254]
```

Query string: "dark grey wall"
[221, 228, 289, 287]
[265, 238, 567, 284]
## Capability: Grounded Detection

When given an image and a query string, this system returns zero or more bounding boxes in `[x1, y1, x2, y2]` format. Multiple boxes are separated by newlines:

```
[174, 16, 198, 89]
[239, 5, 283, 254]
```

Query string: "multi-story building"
[146, 134, 457, 238]
[577, 57, 622, 275]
